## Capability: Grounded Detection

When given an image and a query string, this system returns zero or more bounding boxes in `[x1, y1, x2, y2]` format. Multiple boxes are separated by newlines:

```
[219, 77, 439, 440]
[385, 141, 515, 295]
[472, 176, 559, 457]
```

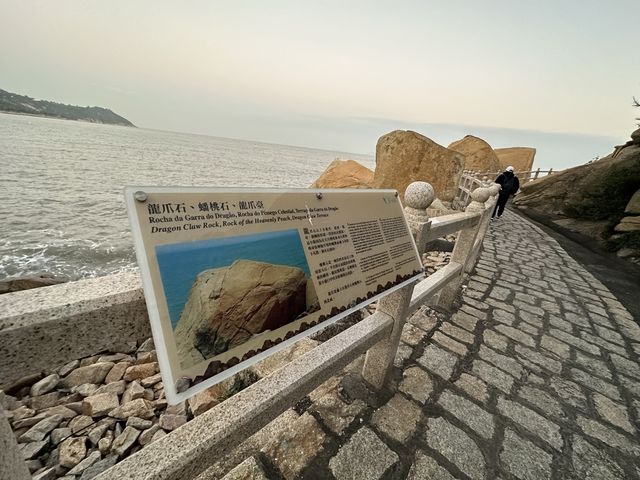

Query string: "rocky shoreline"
[2, 336, 267, 480]
[4, 339, 163, 479]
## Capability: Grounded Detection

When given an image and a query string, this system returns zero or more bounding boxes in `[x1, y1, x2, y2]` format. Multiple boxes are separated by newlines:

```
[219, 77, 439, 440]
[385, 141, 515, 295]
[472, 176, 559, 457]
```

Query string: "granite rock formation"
[311, 159, 374, 189]
[514, 141, 639, 218]
[625, 189, 640, 214]
[448, 135, 502, 173]
[514, 130, 640, 259]
[614, 215, 640, 232]
[373, 130, 465, 202]
[614, 189, 640, 233]
[174, 260, 311, 367]
[494, 147, 536, 173]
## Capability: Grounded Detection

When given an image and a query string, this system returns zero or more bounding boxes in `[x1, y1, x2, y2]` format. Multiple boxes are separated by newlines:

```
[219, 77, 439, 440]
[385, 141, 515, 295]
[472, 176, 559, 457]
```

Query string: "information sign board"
[125, 187, 423, 404]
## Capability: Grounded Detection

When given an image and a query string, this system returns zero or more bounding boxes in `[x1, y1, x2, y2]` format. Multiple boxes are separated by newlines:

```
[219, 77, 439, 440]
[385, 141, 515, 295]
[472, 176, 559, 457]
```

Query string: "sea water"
[0, 113, 374, 281]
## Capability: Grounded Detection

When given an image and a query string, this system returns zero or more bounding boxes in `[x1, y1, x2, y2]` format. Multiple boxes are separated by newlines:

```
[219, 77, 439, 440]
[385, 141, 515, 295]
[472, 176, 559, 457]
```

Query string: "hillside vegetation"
[0, 88, 134, 126]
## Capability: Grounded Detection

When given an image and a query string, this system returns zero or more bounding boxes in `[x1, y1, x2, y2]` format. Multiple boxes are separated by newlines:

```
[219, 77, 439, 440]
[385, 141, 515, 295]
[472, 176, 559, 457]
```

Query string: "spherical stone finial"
[470, 187, 491, 203]
[404, 181, 435, 210]
[488, 184, 501, 196]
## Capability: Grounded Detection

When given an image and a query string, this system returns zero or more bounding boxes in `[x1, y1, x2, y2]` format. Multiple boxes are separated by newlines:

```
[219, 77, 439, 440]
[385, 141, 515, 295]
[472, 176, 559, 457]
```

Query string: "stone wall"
[0, 272, 151, 385]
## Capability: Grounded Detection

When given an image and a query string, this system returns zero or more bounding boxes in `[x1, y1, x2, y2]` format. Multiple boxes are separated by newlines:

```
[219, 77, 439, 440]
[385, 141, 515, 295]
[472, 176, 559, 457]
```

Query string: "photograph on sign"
[157, 229, 317, 369]
[125, 187, 423, 404]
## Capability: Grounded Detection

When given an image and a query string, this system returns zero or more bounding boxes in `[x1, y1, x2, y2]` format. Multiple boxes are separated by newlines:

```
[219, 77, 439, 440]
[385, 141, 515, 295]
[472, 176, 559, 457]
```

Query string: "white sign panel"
[125, 187, 423, 404]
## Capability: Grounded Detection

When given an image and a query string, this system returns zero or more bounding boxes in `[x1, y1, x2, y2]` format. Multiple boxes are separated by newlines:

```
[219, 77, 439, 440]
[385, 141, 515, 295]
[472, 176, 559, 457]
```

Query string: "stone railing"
[453, 167, 553, 209]
[0, 182, 499, 480]
[451, 170, 489, 210]
[471, 168, 554, 182]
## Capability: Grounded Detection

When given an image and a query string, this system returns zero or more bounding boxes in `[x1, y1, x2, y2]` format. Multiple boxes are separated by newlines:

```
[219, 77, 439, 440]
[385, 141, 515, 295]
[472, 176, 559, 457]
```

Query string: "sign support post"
[362, 182, 433, 389]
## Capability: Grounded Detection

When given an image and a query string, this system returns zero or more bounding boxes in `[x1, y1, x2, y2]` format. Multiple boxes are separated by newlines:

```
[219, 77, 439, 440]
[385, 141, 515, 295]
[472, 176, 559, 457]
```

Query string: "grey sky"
[1, 1, 638, 168]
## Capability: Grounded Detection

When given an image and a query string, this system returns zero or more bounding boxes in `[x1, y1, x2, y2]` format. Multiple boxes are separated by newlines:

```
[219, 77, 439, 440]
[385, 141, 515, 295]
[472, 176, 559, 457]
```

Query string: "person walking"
[492, 166, 520, 219]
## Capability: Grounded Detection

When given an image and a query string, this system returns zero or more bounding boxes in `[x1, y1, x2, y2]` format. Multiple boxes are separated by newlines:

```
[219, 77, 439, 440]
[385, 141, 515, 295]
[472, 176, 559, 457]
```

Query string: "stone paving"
[224, 209, 640, 480]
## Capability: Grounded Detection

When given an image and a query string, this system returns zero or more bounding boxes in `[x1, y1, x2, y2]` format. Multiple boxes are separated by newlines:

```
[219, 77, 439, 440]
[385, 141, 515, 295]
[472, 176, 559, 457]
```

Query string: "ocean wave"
[0, 238, 136, 281]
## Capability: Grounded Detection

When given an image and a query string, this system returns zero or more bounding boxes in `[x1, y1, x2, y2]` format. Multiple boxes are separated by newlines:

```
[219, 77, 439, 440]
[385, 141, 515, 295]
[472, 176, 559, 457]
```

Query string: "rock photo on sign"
[156, 229, 319, 370]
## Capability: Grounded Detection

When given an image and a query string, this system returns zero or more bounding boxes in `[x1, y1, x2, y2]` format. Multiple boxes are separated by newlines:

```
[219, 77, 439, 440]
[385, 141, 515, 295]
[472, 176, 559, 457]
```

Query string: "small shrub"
[605, 231, 640, 252]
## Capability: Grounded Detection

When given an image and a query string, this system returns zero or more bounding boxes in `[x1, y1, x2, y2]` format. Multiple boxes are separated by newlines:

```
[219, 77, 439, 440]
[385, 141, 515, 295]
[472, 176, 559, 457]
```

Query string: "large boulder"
[448, 135, 501, 173]
[311, 159, 373, 189]
[494, 147, 536, 173]
[174, 267, 227, 368]
[174, 260, 309, 367]
[373, 130, 464, 202]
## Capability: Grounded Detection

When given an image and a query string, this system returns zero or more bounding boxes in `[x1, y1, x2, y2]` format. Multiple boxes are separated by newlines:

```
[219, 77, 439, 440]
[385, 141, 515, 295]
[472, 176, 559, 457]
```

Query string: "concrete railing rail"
[0, 181, 499, 480]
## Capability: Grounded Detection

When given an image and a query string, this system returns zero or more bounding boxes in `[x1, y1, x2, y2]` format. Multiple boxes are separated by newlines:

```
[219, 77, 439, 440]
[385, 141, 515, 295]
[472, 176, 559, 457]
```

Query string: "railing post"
[362, 182, 433, 389]
[1, 410, 30, 480]
[548, 168, 553, 175]
[437, 188, 488, 309]
[465, 187, 492, 273]
[454, 172, 464, 210]
[485, 183, 500, 209]
[533, 167, 540, 180]
[465, 185, 498, 272]
[465, 172, 473, 205]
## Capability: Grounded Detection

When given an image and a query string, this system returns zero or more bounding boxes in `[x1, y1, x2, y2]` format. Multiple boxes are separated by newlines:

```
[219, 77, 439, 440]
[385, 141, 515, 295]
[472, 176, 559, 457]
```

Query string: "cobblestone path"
[230, 209, 640, 480]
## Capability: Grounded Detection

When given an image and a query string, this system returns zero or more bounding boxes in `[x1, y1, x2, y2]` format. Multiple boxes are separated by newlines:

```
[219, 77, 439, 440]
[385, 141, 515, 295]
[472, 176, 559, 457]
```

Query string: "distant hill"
[0, 88, 134, 126]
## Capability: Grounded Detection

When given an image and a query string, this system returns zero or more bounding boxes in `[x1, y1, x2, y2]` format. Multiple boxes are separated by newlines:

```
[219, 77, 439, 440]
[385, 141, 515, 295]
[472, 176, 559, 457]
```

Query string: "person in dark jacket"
[492, 166, 520, 219]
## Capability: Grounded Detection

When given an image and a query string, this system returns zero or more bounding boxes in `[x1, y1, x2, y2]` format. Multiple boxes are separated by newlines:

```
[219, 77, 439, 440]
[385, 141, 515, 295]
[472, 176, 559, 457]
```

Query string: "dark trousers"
[493, 193, 510, 218]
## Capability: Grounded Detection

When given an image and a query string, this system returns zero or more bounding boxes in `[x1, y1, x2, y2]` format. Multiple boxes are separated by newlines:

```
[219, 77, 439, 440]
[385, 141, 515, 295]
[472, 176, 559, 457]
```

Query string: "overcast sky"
[1, 1, 638, 168]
